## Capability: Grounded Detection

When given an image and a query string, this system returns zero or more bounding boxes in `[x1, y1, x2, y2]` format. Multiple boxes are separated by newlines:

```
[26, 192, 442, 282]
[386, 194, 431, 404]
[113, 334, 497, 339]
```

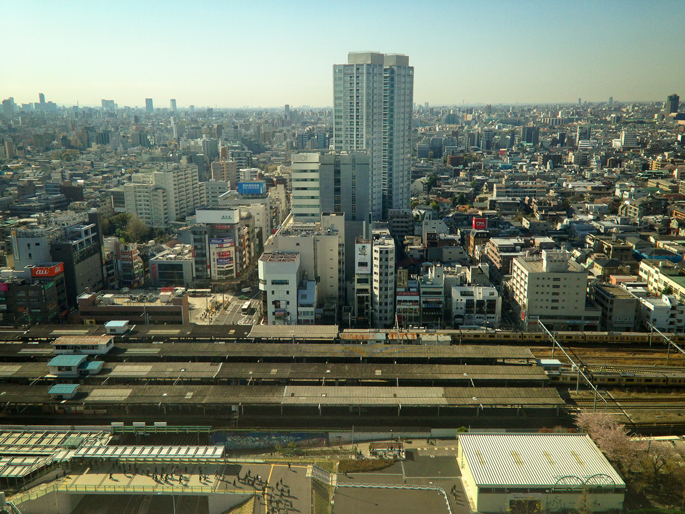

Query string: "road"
[211, 288, 262, 326]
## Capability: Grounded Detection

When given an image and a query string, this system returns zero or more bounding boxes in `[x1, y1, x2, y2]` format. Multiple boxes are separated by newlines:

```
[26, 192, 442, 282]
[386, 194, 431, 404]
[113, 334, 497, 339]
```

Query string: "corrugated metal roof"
[79, 361, 104, 371]
[459, 434, 624, 487]
[48, 355, 86, 367]
[48, 384, 79, 395]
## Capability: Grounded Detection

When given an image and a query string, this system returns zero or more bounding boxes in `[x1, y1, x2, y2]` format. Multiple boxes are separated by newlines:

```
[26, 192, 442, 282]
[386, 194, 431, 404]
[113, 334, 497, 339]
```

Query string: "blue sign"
[210, 238, 234, 246]
[238, 181, 266, 195]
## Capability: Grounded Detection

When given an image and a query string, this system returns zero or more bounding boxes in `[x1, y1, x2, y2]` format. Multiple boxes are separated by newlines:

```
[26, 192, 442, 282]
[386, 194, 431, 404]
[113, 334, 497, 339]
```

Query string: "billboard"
[31, 262, 64, 278]
[210, 238, 234, 247]
[354, 243, 371, 275]
[196, 209, 239, 225]
[472, 217, 487, 230]
[237, 181, 266, 196]
[217, 258, 233, 266]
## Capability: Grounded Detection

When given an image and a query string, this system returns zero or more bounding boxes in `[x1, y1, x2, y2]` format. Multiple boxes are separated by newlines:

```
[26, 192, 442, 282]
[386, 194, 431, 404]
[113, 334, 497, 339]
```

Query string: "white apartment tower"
[334, 52, 414, 220]
[124, 164, 200, 228]
[372, 230, 396, 328]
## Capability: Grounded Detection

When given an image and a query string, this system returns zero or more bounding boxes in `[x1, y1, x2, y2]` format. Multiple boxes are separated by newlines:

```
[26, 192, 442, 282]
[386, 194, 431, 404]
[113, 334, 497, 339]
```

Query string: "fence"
[9, 482, 255, 505]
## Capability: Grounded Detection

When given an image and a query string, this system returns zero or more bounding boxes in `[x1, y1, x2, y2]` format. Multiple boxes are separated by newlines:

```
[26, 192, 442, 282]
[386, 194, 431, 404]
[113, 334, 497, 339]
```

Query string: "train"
[449, 329, 685, 346]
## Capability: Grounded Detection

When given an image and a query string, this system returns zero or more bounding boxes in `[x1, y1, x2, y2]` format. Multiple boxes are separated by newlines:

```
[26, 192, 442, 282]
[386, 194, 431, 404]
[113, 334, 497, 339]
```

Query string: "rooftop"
[260, 252, 299, 263]
[48, 355, 87, 367]
[516, 255, 585, 274]
[459, 433, 624, 488]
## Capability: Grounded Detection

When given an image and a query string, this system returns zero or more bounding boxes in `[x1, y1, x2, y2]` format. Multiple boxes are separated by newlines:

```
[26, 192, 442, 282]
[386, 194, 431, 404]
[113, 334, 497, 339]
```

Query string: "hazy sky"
[3, 0, 684, 108]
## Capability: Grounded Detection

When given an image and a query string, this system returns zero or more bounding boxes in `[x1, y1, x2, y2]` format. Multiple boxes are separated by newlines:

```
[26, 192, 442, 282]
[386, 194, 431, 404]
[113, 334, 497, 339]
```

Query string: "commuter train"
[449, 329, 685, 346]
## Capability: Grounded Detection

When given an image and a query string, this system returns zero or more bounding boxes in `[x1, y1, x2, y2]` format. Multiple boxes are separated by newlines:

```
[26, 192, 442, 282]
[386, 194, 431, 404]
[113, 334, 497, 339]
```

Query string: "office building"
[291, 153, 322, 222]
[451, 285, 501, 328]
[170, 99, 177, 111]
[0, 263, 69, 326]
[149, 244, 195, 288]
[218, 181, 271, 247]
[190, 208, 257, 283]
[510, 250, 599, 331]
[638, 260, 685, 303]
[590, 283, 639, 332]
[200, 180, 229, 208]
[211, 160, 238, 186]
[371, 229, 395, 328]
[202, 138, 219, 162]
[620, 130, 639, 148]
[258, 252, 301, 325]
[145, 98, 153, 113]
[667, 94, 679, 114]
[265, 213, 346, 322]
[418, 264, 445, 328]
[353, 237, 372, 326]
[519, 126, 539, 146]
[395, 269, 420, 328]
[333, 52, 413, 219]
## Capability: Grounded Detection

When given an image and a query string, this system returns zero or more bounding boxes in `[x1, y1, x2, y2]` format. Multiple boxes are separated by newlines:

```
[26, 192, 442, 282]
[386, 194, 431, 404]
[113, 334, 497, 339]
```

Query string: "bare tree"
[638, 440, 678, 489]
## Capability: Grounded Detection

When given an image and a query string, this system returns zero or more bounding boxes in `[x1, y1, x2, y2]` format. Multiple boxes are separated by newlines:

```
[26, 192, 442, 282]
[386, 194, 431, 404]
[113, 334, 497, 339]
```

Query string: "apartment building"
[590, 283, 639, 332]
[124, 164, 200, 228]
[638, 260, 685, 303]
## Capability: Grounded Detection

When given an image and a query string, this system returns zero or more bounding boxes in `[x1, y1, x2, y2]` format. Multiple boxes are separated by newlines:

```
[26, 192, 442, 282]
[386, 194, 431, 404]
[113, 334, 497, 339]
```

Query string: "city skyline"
[2, 0, 685, 108]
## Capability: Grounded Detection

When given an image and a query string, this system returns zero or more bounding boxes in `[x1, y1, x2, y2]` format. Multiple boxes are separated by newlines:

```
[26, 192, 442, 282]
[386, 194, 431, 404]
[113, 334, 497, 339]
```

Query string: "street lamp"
[157, 493, 175, 514]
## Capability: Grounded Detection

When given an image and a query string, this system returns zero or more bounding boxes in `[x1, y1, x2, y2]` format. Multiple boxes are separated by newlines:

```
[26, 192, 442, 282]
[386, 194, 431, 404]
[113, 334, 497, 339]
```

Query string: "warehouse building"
[457, 433, 624, 513]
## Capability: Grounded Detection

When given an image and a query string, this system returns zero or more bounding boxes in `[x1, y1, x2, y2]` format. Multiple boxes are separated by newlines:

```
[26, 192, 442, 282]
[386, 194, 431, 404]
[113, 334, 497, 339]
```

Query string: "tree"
[638, 440, 678, 489]
[456, 193, 467, 205]
[574, 410, 638, 475]
[429, 200, 439, 212]
[126, 216, 151, 243]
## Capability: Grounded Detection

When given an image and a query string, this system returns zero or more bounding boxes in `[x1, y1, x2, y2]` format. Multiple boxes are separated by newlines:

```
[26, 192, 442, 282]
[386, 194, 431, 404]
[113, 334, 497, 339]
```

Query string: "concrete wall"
[475, 490, 624, 514]
[17, 492, 84, 514]
[208, 494, 253, 514]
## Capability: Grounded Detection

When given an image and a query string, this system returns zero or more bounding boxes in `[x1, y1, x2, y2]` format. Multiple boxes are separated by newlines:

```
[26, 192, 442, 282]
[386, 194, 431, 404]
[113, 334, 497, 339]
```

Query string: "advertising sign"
[210, 238, 234, 247]
[31, 262, 64, 278]
[472, 218, 487, 230]
[217, 258, 233, 266]
[196, 209, 239, 225]
[354, 243, 371, 275]
[237, 181, 266, 195]
[0, 283, 8, 292]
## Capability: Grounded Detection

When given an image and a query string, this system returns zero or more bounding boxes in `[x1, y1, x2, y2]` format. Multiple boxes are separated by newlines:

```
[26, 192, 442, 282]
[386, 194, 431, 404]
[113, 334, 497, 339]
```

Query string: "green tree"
[456, 193, 467, 205]
[429, 200, 439, 211]
[125, 216, 151, 243]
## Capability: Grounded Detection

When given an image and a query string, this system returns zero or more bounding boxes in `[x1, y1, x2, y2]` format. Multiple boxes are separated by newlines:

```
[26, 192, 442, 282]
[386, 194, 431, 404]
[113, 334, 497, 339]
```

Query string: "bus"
[241, 301, 252, 314]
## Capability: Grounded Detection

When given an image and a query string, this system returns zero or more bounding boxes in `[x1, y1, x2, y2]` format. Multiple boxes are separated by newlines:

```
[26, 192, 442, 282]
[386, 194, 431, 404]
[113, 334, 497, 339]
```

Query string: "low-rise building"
[590, 283, 639, 332]
[640, 294, 685, 332]
[77, 290, 190, 325]
[457, 433, 625, 514]
[149, 244, 195, 288]
[451, 285, 501, 328]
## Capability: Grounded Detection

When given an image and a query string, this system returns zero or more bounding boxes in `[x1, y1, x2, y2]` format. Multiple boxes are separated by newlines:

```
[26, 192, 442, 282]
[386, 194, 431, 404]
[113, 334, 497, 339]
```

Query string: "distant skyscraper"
[578, 98, 581, 106]
[667, 94, 679, 114]
[333, 52, 414, 220]
[38, 93, 45, 105]
[170, 99, 177, 111]
[145, 98, 154, 113]
[608, 97, 614, 106]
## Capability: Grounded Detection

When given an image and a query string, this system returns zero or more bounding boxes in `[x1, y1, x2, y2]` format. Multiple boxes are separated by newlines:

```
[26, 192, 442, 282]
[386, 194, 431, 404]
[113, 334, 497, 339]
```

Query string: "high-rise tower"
[667, 94, 680, 114]
[145, 98, 154, 113]
[333, 52, 413, 220]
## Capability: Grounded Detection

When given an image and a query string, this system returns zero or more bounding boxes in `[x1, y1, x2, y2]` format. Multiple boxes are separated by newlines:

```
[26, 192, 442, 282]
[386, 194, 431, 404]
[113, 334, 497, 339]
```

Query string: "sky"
[2, 0, 684, 108]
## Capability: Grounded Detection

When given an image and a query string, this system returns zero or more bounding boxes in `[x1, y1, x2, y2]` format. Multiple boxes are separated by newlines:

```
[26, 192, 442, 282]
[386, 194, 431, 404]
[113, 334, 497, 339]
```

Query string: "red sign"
[31, 263, 64, 278]
[472, 218, 487, 230]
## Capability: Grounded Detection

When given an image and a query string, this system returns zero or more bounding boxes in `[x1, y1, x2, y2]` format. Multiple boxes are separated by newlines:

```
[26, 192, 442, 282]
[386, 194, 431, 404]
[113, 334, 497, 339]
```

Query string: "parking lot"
[334, 453, 469, 514]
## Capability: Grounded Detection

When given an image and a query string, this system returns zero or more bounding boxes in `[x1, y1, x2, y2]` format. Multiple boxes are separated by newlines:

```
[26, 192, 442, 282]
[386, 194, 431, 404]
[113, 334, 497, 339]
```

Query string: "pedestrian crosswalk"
[413, 447, 457, 451]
